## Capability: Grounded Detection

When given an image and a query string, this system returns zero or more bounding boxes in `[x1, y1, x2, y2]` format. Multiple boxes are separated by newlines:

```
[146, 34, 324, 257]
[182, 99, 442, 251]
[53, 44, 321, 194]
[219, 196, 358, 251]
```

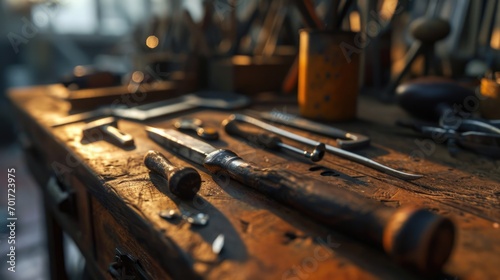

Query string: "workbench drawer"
[91, 196, 173, 280]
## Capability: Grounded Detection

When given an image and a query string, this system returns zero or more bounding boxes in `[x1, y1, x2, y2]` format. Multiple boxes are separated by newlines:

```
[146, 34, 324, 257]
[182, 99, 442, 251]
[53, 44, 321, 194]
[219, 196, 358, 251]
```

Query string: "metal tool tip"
[212, 234, 225, 255]
[310, 143, 326, 162]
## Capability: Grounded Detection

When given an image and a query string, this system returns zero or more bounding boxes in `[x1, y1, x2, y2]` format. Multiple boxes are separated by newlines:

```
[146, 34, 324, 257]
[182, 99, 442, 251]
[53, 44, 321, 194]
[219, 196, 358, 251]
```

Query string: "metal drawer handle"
[46, 176, 78, 219]
[108, 248, 151, 280]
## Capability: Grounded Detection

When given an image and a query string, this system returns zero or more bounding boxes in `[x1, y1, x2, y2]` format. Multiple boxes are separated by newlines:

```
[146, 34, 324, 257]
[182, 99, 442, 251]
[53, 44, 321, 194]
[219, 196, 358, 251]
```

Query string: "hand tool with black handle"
[145, 127, 455, 275]
[144, 150, 202, 199]
[222, 118, 325, 162]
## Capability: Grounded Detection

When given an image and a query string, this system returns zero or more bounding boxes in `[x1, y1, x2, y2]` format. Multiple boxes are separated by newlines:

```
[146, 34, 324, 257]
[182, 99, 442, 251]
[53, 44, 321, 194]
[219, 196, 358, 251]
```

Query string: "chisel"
[145, 126, 455, 274]
[144, 150, 202, 199]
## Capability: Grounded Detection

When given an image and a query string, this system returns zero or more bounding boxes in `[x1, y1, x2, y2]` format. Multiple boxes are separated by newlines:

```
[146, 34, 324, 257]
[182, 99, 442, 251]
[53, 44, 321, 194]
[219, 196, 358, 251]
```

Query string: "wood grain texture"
[8, 86, 500, 279]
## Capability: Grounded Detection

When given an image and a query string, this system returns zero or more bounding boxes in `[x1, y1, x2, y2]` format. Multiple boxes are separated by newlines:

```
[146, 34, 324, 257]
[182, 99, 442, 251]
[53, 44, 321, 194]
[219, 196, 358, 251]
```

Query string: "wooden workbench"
[8, 85, 500, 279]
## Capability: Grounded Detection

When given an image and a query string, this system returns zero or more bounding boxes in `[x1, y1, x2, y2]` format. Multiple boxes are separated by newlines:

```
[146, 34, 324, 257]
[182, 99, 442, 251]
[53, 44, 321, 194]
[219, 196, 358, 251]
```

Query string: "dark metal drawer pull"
[46, 176, 78, 219]
[108, 248, 151, 280]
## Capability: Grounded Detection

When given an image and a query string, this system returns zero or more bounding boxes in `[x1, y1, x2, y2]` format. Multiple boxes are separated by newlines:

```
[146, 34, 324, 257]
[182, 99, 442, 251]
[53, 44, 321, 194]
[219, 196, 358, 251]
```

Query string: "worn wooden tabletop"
[9, 86, 500, 279]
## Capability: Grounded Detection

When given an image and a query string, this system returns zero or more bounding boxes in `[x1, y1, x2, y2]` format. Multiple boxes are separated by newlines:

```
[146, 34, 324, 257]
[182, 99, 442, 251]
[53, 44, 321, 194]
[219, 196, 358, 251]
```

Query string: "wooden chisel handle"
[203, 150, 454, 274]
[144, 150, 201, 199]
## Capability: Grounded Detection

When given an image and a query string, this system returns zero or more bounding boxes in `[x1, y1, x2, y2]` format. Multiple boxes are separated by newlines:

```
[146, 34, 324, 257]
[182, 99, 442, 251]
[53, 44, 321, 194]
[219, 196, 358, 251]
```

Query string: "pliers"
[397, 118, 500, 158]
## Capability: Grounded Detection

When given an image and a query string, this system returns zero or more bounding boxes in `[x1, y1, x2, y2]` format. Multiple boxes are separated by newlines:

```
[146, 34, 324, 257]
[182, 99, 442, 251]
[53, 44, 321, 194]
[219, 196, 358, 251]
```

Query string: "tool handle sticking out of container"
[144, 150, 201, 199]
[222, 118, 325, 162]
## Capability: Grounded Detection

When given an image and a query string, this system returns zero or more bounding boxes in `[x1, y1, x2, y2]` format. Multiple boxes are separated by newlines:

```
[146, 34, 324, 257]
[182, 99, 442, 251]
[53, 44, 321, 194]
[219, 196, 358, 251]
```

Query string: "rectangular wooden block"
[208, 55, 294, 94]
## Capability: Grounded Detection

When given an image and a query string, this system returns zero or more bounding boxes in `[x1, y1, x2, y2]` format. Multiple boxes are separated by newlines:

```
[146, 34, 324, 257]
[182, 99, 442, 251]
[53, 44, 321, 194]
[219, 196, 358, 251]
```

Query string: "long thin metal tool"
[230, 114, 422, 180]
[51, 91, 250, 127]
[145, 126, 453, 274]
[248, 110, 370, 149]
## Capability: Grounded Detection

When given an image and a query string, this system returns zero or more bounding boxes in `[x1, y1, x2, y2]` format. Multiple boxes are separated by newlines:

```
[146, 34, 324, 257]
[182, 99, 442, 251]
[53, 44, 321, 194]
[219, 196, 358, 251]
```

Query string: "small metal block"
[212, 234, 225, 254]
[184, 212, 209, 226]
[159, 209, 179, 220]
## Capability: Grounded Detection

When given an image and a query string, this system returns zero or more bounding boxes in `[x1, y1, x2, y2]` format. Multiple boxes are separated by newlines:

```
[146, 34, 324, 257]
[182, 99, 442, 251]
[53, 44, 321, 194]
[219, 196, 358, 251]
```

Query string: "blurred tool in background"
[3, 0, 499, 101]
[384, 16, 451, 97]
[396, 76, 500, 157]
[386, 0, 500, 98]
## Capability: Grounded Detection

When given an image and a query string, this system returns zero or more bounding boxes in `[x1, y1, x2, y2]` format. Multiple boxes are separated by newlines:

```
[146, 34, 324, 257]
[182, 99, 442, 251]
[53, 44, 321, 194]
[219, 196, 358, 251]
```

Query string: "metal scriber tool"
[248, 110, 370, 149]
[145, 126, 454, 274]
[230, 114, 423, 180]
[222, 118, 325, 162]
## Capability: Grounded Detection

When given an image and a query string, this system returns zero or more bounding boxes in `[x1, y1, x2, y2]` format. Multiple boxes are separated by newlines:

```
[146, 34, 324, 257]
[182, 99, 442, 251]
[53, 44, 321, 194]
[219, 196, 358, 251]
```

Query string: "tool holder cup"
[298, 29, 360, 121]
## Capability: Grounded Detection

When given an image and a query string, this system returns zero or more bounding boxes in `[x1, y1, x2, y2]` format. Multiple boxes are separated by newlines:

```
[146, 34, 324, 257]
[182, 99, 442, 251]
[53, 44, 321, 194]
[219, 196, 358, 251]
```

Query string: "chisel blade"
[146, 127, 216, 166]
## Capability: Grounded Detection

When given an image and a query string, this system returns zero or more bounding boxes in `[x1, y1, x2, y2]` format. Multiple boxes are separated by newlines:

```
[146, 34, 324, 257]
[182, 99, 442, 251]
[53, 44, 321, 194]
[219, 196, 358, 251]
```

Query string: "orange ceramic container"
[298, 30, 360, 121]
